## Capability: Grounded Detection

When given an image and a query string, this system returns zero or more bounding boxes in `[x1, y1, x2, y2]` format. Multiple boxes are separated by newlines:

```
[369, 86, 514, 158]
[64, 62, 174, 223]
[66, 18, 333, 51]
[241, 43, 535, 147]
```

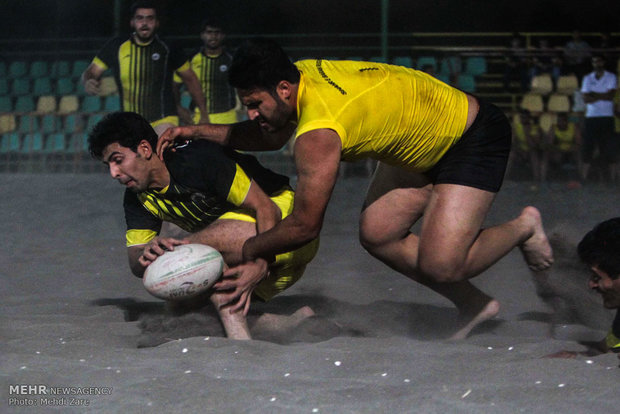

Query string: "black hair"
[229, 38, 300, 92]
[88, 111, 157, 160]
[130, 1, 158, 17]
[578, 218, 620, 279]
[200, 18, 223, 32]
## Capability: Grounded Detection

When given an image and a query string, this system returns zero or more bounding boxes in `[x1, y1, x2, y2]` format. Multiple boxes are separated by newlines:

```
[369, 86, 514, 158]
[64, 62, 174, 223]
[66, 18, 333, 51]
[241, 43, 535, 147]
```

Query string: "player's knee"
[418, 256, 466, 283]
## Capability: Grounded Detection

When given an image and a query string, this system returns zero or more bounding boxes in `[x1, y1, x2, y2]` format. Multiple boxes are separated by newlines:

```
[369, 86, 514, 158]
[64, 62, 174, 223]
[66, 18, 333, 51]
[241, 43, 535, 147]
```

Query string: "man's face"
[102, 142, 153, 193]
[131, 8, 159, 43]
[592, 56, 605, 72]
[201, 26, 225, 51]
[588, 265, 620, 309]
[238, 88, 294, 132]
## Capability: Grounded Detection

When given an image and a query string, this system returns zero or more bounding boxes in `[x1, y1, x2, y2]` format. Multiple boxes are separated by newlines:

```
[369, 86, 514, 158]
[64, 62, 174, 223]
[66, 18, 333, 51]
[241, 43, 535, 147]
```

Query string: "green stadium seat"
[22, 132, 45, 152]
[180, 92, 192, 108]
[369, 56, 388, 63]
[8, 61, 28, 79]
[86, 113, 104, 131]
[464, 57, 487, 76]
[17, 114, 39, 134]
[51, 60, 71, 79]
[392, 56, 413, 68]
[11, 78, 31, 96]
[71, 60, 90, 78]
[0, 96, 12, 112]
[45, 133, 66, 152]
[55, 77, 75, 95]
[40, 114, 58, 134]
[29, 61, 49, 78]
[14, 96, 35, 113]
[0, 61, 6, 77]
[0, 79, 8, 96]
[415, 56, 438, 71]
[1, 132, 21, 153]
[63, 113, 83, 133]
[439, 56, 462, 76]
[33, 77, 53, 95]
[456, 74, 476, 92]
[81, 96, 102, 113]
[68, 132, 88, 153]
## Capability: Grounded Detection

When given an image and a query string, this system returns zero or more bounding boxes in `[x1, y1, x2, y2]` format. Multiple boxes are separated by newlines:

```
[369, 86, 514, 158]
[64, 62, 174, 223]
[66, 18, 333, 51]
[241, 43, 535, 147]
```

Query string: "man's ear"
[276, 80, 292, 100]
[138, 139, 154, 158]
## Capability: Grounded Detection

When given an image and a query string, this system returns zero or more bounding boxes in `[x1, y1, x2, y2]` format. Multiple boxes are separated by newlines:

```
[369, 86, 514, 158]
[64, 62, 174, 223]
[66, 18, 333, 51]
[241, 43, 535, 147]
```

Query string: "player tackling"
[159, 38, 554, 339]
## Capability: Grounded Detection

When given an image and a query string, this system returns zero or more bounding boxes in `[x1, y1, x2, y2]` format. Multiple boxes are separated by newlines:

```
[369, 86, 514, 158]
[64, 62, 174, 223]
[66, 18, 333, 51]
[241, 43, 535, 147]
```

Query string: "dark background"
[2, 0, 619, 40]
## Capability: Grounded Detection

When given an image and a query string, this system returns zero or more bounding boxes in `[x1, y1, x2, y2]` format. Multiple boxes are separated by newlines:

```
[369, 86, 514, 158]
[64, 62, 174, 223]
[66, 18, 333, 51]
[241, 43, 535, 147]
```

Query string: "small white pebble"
[79, 359, 86, 362]
[204, 337, 210, 341]
[185, 370, 192, 374]
[461, 389, 472, 398]
[20, 366, 27, 370]
[270, 397, 276, 402]
[61, 341, 66, 344]
[381, 373, 387, 377]
[508, 346, 514, 351]
[535, 381, 541, 384]
[147, 402, 152, 407]
[334, 361, 342, 366]
[585, 360, 593, 364]
[182, 348, 188, 353]
[558, 384, 565, 388]
[487, 346, 493, 350]
[284, 373, 290, 377]
[116, 370, 121, 373]
[404, 379, 411, 383]
[234, 351, 239, 354]
[35, 351, 40, 354]
[312, 409, 319, 413]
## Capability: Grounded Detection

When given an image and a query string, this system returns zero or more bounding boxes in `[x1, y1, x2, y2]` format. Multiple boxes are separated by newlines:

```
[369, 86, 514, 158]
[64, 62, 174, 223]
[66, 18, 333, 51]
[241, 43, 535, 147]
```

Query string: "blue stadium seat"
[68, 132, 88, 153]
[45, 133, 66, 152]
[392, 56, 413, 68]
[369, 56, 388, 63]
[1, 132, 21, 153]
[439, 56, 462, 76]
[86, 113, 104, 131]
[29, 61, 49, 78]
[55, 77, 75, 95]
[180, 93, 192, 108]
[81, 96, 102, 113]
[71, 60, 90, 78]
[14, 96, 35, 113]
[0, 79, 8, 96]
[22, 132, 45, 152]
[40, 114, 58, 134]
[456, 74, 476, 92]
[0, 61, 6, 77]
[33, 77, 53, 95]
[11, 78, 31, 96]
[17, 114, 39, 134]
[0, 96, 12, 112]
[464, 57, 487, 76]
[415, 56, 438, 71]
[51, 60, 72, 79]
[63, 114, 83, 134]
[103, 95, 121, 112]
[346, 56, 364, 61]
[8, 61, 28, 79]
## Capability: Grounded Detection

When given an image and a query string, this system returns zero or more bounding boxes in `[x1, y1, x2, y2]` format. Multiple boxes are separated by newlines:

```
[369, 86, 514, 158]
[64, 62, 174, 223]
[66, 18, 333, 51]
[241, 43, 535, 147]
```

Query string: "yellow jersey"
[294, 60, 470, 172]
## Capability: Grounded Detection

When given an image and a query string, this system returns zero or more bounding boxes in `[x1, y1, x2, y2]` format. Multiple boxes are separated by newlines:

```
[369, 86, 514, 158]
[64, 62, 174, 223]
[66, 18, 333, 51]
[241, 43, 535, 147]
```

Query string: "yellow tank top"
[294, 60, 470, 172]
[553, 123, 576, 151]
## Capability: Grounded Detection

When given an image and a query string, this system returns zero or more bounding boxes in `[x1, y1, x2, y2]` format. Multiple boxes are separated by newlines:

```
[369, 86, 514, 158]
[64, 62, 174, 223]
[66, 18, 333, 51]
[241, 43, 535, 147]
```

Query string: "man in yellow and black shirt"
[174, 19, 238, 125]
[158, 39, 555, 339]
[81, 1, 208, 135]
[88, 111, 319, 340]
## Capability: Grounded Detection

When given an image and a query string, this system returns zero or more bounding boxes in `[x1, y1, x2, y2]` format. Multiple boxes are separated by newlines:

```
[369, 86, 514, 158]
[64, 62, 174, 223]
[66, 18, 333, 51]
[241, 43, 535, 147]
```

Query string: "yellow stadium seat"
[99, 76, 118, 96]
[520, 93, 544, 114]
[547, 93, 571, 113]
[0, 114, 16, 134]
[555, 75, 579, 95]
[57, 95, 79, 115]
[538, 112, 556, 133]
[530, 74, 553, 95]
[35, 96, 57, 114]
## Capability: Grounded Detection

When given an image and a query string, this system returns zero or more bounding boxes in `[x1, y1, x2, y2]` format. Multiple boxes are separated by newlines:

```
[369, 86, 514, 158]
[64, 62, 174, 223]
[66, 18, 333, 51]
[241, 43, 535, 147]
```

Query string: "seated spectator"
[507, 110, 547, 185]
[503, 33, 530, 92]
[530, 38, 565, 89]
[563, 30, 592, 81]
[547, 112, 582, 185]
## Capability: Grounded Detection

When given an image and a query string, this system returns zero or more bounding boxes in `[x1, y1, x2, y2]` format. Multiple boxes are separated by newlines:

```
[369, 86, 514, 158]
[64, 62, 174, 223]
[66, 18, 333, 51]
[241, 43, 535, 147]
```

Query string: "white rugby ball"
[143, 244, 224, 301]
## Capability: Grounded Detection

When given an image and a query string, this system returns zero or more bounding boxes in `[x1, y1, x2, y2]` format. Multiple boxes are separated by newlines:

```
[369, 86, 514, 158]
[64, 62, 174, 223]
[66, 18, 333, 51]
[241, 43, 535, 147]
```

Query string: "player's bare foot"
[519, 206, 554, 271]
[449, 299, 500, 340]
[252, 306, 316, 334]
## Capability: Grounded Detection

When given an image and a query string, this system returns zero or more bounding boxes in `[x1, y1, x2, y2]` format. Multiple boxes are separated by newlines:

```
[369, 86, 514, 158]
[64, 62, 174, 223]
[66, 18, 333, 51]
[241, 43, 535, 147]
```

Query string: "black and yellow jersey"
[124, 140, 290, 246]
[184, 48, 236, 114]
[606, 309, 620, 352]
[92, 35, 189, 123]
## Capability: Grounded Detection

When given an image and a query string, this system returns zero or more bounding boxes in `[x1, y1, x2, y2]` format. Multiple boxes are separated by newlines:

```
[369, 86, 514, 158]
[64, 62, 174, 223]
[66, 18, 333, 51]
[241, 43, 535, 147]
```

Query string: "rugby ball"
[143, 244, 224, 301]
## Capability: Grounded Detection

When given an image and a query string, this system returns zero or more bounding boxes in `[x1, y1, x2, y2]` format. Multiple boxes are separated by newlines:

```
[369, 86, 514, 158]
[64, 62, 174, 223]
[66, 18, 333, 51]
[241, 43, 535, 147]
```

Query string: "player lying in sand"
[88, 111, 319, 340]
[548, 218, 620, 359]
[158, 39, 554, 340]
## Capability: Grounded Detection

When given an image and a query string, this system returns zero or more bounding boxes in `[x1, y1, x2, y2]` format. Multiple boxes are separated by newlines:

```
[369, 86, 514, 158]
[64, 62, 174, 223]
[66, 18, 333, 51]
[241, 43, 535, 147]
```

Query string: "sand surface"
[1, 173, 619, 413]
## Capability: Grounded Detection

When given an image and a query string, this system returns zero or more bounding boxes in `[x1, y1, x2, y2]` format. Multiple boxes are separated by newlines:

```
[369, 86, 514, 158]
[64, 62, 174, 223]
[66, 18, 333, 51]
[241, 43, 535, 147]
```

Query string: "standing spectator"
[548, 112, 582, 185]
[563, 30, 592, 81]
[580, 55, 618, 183]
[81, 1, 208, 135]
[174, 18, 239, 125]
[503, 33, 530, 92]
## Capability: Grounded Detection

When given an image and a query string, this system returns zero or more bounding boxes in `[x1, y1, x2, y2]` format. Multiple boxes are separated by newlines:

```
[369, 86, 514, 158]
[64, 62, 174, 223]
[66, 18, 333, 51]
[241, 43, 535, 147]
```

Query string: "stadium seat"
[17, 114, 39, 134]
[520, 93, 544, 114]
[22, 132, 45, 152]
[35, 96, 57, 114]
[71, 60, 90, 78]
[464, 56, 487, 76]
[0, 61, 6, 77]
[103, 95, 121, 112]
[55, 77, 75, 95]
[33, 77, 53, 95]
[81, 96, 102, 113]
[456, 74, 476, 92]
[45, 133, 66, 152]
[555, 75, 579, 95]
[51, 60, 71, 79]
[99, 76, 118, 96]
[392, 56, 413, 68]
[68, 132, 88, 153]
[14, 96, 35, 113]
[346, 56, 364, 61]
[546, 94, 571, 113]
[369, 56, 388, 63]
[40, 114, 58, 134]
[1, 132, 21, 153]
[29, 61, 49, 78]
[530, 74, 553, 95]
[0, 96, 12, 112]
[538, 112, 556, 134]
[11, 78, 31, 96]
[57, 95, 79, 115]
[8, 61, 28, 79]
[0, 79, 8, 96]
[86, 113, 104, 131]
[440, 56, 462, 77]
[0, 114, 16, 134]
[415, 56, 438, 71]
[180, 92, 192, 108]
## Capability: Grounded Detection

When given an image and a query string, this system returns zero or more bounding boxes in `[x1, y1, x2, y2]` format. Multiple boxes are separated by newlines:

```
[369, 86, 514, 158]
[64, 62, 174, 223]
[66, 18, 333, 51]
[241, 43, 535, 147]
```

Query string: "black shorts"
[425, 99, 511, 193]
[582, 117, 617, 163]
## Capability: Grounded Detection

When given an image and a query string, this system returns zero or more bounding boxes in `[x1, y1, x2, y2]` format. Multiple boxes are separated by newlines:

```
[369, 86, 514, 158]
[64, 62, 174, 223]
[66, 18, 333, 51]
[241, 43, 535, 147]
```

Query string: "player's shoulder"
[166, 140, 228, 167]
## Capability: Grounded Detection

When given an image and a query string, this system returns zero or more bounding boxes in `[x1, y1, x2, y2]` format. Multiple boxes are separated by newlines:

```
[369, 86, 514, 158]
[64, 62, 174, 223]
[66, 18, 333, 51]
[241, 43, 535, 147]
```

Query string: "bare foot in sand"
[449, 299, 501, 340]
[251, 306, 316, 335]
[519, 206, 554, 271]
